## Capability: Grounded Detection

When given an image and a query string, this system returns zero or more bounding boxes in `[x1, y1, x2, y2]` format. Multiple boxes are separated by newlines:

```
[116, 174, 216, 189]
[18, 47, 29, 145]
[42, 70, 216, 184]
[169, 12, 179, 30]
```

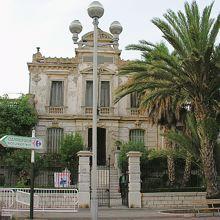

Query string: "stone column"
[77, 151, 92, 208]
[114, 149, 120, 170]
[127, 151, 142, 208]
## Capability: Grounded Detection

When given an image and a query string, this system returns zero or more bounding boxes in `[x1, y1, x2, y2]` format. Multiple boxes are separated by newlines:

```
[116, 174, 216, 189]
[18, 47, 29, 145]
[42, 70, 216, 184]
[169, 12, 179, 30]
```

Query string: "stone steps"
[96, 167, 124, 206]
[109, 168, 122, 206]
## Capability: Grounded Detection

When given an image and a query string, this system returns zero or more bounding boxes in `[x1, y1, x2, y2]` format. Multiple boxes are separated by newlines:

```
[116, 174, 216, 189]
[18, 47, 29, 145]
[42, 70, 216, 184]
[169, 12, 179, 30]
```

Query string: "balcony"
[127, 108, 140, 116]
[83, 107, 114, 116]
[46, 106, 66, 114]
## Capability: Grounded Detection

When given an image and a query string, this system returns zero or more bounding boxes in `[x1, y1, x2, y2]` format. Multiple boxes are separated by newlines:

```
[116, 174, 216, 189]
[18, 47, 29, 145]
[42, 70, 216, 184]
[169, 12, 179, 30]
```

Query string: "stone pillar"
[127, 151, 142, 208]
[114, 149, 120, 170]
[77, 151, 92, 208]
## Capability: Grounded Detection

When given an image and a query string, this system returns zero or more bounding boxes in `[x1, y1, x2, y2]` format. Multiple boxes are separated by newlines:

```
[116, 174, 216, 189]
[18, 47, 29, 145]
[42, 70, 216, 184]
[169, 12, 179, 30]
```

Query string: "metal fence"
[141, 158, 203, 192]
[0, 165, 78, 188]
[0, 188, 79, 212]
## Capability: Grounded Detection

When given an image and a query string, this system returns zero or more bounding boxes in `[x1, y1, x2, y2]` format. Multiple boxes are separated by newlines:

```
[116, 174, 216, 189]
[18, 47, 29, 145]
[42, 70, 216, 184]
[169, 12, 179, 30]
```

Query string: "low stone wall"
[142, 192, 206, 209]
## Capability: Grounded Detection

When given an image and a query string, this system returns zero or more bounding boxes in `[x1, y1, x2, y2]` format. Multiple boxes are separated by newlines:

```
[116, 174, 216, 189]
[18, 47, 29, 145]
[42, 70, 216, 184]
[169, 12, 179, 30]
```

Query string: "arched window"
[129, 129, 145, 144]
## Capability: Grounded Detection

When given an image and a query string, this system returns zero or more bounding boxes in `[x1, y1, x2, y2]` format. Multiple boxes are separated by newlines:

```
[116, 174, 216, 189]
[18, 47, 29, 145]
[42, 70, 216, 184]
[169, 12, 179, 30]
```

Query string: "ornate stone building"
[28, 29, 163, 166]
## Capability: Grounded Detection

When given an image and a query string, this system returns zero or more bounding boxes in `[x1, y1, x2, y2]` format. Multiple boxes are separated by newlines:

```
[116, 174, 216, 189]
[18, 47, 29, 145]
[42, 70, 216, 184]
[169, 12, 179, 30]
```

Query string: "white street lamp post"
[69, 2, 122, 219]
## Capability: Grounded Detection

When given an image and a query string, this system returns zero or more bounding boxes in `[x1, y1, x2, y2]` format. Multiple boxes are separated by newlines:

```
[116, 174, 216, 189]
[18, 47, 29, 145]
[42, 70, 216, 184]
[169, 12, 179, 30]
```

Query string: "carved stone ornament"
[81, 29, 113, 43]
[52, 118, 59, 127]
[73, 75, 78, 83]
[98, 65, 105, 74]
[32, 73, 41, 83]
[135, 120, 141, 128]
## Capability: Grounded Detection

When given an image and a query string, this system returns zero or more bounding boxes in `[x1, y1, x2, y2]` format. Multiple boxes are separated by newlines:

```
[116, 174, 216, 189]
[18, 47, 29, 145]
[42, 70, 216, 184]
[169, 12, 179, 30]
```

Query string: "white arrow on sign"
[0, 135, 43, 150]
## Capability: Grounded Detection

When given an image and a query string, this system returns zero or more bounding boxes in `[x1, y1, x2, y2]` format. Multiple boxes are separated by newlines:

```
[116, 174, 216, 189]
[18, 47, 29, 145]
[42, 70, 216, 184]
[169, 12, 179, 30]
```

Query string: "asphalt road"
[9, 208, 220, 220]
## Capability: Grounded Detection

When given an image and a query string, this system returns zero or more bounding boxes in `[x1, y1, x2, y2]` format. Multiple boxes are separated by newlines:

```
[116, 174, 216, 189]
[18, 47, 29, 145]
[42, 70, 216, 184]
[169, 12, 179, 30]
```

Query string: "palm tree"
[116, 43, 186, 186]
[116, 1, 220, 198]
[166, 113, 201, 187]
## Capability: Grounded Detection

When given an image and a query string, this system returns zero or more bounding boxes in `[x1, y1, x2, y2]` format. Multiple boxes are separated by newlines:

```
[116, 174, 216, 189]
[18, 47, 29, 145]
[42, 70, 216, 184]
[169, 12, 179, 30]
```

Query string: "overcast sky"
[0, 0, 219, 97]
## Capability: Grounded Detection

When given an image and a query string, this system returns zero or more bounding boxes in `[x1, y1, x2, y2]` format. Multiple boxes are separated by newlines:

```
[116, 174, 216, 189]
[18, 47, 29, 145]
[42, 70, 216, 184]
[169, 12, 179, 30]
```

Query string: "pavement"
[8, 207, 220, 220]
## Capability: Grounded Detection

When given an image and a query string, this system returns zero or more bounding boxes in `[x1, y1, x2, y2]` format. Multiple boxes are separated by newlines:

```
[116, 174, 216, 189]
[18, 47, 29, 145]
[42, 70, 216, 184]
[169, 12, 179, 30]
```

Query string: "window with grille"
[130, 92, 139, 108]
[100, 81, 110, 107]
[85, 81, 93, 107]
[50, 81, 64, 106]
[129, 129, 145, 143]
[47, 128, 63, 153]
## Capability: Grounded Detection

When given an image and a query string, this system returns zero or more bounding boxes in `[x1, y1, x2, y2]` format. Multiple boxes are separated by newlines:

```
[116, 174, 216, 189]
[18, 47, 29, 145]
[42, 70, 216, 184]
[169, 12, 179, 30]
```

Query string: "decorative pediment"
[80, 65, 115, 75]
[81, 28, 113, 43]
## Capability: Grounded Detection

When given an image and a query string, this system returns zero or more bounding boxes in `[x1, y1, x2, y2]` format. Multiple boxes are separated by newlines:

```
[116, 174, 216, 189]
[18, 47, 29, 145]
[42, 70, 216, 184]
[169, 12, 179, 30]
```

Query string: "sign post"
[0, 131, 43, 220]
[30, 130, 35, 220]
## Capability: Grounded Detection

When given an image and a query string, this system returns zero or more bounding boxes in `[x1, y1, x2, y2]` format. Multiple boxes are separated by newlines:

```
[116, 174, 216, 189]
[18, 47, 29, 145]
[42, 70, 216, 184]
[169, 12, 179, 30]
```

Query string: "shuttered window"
[100, 81, 110, 107]
[47, 128, 63, 153]
[50, 81, 64, 106]
[130, 92, 139, 108]
[85, 81, 93, 107]
[85, 81, 110, 107]
[129, 129, 145, 143]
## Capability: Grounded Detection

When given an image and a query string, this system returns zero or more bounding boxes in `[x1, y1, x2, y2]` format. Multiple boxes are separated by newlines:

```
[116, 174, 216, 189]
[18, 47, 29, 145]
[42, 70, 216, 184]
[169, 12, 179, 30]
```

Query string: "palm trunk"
[199, 132, 219, 198]
[167, 155, 175, 186]
[181, 153, 192, 187]
[195, 102, 219, 198]
[164, 127, 175, 186]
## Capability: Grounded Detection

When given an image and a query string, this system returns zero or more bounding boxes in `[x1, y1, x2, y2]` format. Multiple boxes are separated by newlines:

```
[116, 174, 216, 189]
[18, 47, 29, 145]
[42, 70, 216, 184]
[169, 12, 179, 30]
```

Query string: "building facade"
[28, 29, 163, 166]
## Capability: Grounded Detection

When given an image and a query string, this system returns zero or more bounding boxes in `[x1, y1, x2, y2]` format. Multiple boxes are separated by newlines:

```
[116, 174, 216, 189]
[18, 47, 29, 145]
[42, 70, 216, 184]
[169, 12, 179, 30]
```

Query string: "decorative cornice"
[77, 151, 93, 157]
[32, 54, 76, 64]
[126, 151, 142, 158]
[28, 63, 76, 72]
[37, 114, 149, 122]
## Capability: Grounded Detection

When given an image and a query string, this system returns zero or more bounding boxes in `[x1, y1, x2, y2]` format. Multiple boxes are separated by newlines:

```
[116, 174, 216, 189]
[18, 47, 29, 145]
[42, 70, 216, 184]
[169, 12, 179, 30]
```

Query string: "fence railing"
[0, 188, 79, 212]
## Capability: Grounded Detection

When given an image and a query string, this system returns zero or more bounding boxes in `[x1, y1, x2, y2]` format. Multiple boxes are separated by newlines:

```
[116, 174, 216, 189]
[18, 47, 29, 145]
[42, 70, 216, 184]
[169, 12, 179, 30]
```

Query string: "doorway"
[88, 127, 106, 165]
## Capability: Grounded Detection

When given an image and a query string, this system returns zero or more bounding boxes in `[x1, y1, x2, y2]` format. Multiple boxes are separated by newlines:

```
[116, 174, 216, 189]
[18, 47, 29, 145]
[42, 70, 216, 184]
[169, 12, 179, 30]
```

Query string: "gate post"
[127, 151, 142, 208]
[114, 149, 120, 170]
[77, 151, 92, 208]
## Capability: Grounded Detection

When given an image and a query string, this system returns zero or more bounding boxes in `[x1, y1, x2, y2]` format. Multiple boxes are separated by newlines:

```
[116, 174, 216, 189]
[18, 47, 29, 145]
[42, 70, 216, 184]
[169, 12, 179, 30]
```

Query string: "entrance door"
[88, 127, 106, 165]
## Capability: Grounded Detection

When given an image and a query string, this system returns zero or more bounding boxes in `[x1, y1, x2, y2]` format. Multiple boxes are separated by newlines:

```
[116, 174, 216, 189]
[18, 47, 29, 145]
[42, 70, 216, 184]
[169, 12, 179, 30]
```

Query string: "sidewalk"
[11, 207, 220, 220]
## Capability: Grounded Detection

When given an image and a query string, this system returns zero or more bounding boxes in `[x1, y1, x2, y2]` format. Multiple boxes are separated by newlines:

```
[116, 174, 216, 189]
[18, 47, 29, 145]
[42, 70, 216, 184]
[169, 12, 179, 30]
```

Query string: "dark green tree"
[0, 94, 37, 137]
[59, 133, 84, 184]
[4, 150, 43, 187]
[0, 94, 38, 186]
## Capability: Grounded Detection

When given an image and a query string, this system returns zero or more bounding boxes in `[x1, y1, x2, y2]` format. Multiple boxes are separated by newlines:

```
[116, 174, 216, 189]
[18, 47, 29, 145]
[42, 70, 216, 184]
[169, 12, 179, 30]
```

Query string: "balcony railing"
[83, 107, 114, 116]
[85, 107, 93, 115]
[127, 108, 140, 116]
[46, 106, 66, 114]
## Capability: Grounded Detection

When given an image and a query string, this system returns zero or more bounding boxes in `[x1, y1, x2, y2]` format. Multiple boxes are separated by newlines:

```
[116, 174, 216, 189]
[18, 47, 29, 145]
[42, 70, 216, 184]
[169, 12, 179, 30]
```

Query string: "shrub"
[118, 141, 148, 173]
[59, 132, 84, 184]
